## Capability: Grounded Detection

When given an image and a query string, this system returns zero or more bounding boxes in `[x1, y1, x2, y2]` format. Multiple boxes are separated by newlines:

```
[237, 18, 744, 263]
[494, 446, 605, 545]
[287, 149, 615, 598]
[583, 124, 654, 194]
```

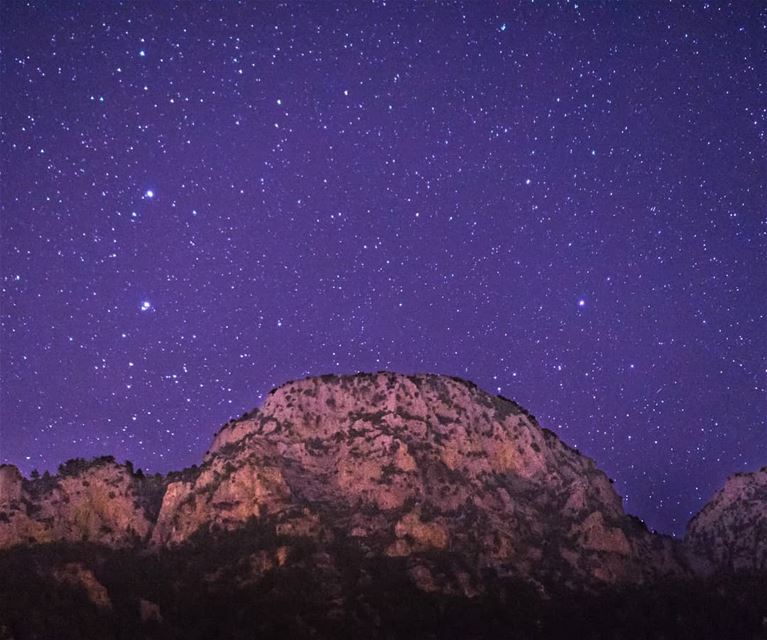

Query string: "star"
[0, 0, 759, 541]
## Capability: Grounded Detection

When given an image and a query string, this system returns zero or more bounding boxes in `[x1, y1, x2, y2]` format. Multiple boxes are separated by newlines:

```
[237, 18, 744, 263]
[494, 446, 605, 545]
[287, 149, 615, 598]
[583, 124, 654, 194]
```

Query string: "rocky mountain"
[686, 466, 767, 572]
[2, 372, 686, 586]
[0, 457, 153, 549]
[149, 372, 686, 586]
[0, 372, 764, 640]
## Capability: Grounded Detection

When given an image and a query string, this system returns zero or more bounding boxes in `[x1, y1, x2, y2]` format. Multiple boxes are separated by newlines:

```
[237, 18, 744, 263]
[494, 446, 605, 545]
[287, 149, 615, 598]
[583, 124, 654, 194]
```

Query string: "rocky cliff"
[149, 372, 685, 586]
[1, 372, 765, 640]
[0, 457, 152, 548]
[1, 372, 691, 589]
[686, 466, 767, 572]
[1, 372, 763, 589]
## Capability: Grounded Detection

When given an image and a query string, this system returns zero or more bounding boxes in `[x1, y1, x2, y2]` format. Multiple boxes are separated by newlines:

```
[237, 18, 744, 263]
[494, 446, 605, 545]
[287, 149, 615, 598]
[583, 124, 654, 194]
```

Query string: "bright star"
[139, 50, 146, 57]
[578, 299, 586, 307]
[145, 189, 154, 199]
[140, 301, 152, 311]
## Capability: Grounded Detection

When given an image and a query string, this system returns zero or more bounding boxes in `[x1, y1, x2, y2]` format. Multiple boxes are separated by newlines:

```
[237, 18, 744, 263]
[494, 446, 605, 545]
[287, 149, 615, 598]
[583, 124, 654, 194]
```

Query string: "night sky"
[1, 1, 765, 536]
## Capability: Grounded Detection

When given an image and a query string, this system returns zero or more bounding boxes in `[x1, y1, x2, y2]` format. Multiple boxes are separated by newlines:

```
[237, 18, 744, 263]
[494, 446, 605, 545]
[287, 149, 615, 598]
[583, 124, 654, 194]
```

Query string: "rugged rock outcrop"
[52, 562, 112, 609]
[150, 372, 686, 585]
[4, 372, 763, 595]
[2, 372, 767, 640]
[686, 467, 767, 572]
[0, 457, 152, 548]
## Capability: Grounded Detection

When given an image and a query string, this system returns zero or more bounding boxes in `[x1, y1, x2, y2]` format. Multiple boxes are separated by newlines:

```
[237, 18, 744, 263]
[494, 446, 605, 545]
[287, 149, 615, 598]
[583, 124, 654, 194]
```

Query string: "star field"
[1, 1, 765, 536]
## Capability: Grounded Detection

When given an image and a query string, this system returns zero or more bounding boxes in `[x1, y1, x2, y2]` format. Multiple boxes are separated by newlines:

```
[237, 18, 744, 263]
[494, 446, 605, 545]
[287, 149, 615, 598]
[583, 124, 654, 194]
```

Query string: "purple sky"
[1, 1, 764, 536]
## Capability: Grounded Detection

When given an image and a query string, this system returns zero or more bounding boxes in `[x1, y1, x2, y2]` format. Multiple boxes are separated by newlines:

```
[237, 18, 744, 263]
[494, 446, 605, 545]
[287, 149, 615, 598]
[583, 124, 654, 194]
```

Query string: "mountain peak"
[686, 466, 767, 572]
[151, 370, 682, 584]
[1, 371, 762, 599]
[208, 371, 539, 459]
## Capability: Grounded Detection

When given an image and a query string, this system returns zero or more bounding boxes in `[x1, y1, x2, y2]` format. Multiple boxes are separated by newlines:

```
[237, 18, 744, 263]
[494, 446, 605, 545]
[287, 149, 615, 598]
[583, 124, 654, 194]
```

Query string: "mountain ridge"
[1, 371, 765, 639]
[3, 371, 761, 580]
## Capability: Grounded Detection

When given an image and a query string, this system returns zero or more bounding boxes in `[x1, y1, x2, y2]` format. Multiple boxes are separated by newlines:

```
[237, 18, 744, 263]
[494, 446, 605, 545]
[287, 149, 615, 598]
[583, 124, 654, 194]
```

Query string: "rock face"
[0, 466, 24, 506]
[2, 372, 765, 639]
[52, 562, 112, 609]
[5, 372, 764, 593]
[151, 372, 685, 584]
[0, 458, 152, 548]
[686, 467, 767, 572]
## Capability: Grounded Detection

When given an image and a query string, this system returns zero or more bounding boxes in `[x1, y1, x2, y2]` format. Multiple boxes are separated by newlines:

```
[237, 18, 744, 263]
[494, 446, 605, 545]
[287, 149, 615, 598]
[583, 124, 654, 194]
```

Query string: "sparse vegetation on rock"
[0, 372, 764, 639]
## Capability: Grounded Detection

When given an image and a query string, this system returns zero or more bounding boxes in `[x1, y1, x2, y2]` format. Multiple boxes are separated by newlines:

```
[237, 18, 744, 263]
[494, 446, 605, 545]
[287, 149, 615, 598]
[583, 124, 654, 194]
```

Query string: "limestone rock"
[15, 372, 762, 593]
[53, 562, 111, 608]
[686, 467, 767, 572]
[0, 465, 23, 505]
[151, 372, 688, 584]
[0, 458, 152, 549]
